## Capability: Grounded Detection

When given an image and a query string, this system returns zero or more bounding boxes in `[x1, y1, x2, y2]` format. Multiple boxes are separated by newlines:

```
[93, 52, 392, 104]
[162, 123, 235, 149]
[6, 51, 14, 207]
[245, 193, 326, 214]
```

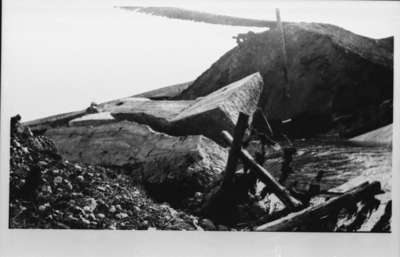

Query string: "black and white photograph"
[1, 0, 399, 253]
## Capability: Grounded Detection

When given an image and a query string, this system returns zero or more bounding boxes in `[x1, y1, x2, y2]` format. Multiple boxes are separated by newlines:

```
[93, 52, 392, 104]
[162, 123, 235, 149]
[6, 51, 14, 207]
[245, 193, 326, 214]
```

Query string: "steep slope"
[177, 22, 393, 136]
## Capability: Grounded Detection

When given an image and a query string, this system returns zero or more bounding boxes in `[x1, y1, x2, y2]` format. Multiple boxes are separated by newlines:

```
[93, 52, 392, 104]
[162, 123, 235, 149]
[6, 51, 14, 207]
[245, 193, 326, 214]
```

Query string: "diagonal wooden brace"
[221, 130, 301, 210]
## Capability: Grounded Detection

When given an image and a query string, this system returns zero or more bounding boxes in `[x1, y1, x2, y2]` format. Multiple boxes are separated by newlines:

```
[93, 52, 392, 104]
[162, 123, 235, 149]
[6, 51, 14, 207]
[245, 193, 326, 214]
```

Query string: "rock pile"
[9, 120, 202, 230]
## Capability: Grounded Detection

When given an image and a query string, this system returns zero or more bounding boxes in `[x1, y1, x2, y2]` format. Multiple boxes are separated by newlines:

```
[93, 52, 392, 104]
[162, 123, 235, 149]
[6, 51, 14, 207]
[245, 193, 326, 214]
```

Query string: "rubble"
[9, 120, 202, 230]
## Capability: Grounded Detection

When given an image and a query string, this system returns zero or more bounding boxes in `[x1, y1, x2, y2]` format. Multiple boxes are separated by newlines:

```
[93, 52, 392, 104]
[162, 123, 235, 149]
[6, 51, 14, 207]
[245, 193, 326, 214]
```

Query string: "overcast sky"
[3, 0, 400, 121]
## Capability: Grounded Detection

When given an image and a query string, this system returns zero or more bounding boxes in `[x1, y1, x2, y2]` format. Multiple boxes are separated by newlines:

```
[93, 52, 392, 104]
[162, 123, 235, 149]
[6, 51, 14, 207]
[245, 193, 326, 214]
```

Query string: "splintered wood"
[255, 181, 382, 231]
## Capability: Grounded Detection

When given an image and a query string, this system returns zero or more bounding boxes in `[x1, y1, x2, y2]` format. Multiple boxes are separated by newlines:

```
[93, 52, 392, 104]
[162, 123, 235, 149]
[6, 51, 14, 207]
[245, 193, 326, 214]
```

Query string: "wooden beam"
[255, 181, 382, 231]
[221, 130, 301, 210]
[200, 114, 249, 223]
[220, 113, 249, 189]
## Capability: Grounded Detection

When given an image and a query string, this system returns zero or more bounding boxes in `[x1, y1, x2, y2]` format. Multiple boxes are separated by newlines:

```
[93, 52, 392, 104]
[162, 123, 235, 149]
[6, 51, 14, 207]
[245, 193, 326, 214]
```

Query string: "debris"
[201, 113, 250, 223]
[9, 121, 199, 230]
[255, 181, 382, 232]
[221, 130, 301, 210]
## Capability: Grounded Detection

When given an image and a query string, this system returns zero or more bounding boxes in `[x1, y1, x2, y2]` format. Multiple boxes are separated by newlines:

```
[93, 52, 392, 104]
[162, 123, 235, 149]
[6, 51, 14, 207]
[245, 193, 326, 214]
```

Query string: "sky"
[2, 0, 400, 121]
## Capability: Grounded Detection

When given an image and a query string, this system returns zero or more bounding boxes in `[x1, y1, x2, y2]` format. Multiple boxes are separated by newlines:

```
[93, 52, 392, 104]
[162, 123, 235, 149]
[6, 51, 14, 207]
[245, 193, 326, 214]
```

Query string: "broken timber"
[200, 112, 250, 223]
[220, 113, 249, 190]
[255, 181, 382, 231]
[221, 130, 301, 210]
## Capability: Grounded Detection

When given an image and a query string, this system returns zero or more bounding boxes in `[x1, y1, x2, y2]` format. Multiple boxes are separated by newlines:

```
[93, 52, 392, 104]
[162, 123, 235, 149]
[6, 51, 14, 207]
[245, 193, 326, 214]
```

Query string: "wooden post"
[275, 8, 290, 98]
[220, 113, 249, 189]
[200, 113, 250, 223]
[222, 130, 301, 210]
[255, 181, 382, 231]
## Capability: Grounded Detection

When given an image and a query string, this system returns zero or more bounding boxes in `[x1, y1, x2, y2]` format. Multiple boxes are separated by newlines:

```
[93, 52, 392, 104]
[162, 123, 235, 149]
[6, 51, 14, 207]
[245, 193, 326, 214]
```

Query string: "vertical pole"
[275, 8, 290, 98]
[220, 112, 249, 189]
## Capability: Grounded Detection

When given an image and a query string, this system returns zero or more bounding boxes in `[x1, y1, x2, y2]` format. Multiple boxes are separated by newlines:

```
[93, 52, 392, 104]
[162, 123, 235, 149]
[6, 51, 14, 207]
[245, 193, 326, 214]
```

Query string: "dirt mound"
[177, 22, 393, 137]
